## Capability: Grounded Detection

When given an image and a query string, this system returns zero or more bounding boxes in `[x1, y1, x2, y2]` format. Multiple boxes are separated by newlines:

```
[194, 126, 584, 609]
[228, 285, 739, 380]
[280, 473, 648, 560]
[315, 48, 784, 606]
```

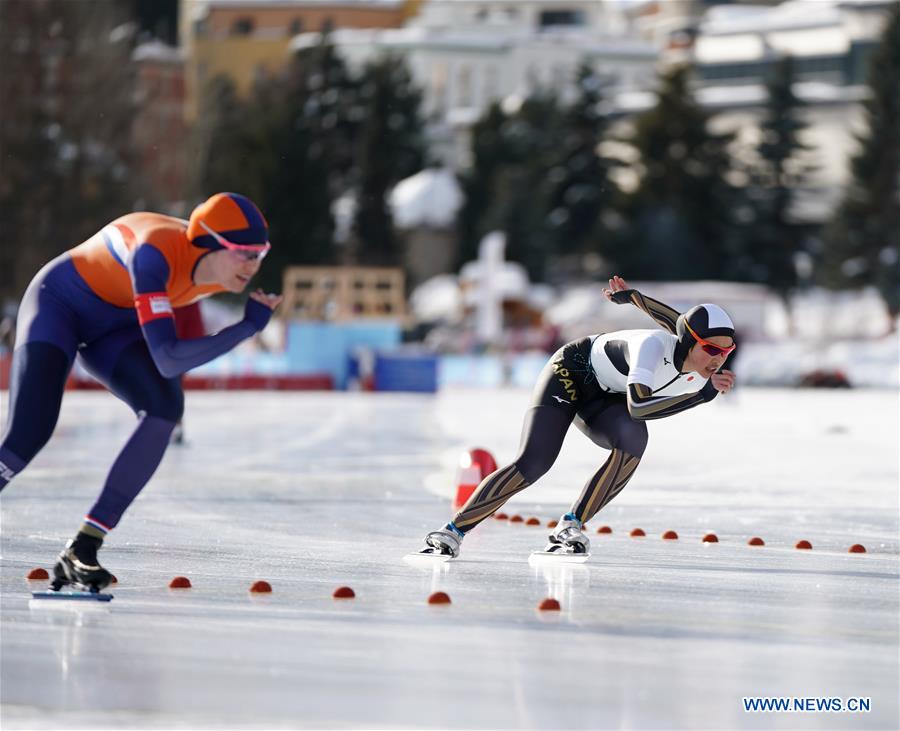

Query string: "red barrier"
[63, 374, 334, 391]
[182, 374, 333, 390]
[0, 353, 10, 390]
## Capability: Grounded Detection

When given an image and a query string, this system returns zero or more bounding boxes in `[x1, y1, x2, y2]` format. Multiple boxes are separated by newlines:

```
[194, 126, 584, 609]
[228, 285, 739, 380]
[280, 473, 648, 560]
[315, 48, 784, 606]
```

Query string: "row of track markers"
[456, 450, 869, 555]
[492, 511, 868, 553]
[22, 574, 561, 611]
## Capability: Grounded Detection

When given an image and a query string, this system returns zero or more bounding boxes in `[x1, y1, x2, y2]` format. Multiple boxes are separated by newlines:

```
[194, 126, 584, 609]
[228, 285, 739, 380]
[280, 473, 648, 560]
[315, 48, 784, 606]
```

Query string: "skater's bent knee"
[614, 421, 648, 458]
[149, 392, 184, 423]
[133, 383, 184, 422]
[514, 454, 554, 484]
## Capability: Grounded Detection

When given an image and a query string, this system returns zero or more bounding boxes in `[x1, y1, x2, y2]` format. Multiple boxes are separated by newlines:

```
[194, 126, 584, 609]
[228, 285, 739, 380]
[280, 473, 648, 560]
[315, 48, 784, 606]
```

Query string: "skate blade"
[529, 551, 590, 565]
[31, 589, 113, 602]
[403, 551, 453, 566]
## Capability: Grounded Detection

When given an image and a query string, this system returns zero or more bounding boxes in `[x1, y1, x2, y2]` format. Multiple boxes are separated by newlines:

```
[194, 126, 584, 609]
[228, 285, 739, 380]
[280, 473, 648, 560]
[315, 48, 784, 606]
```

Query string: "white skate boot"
[404, 524, 462, 565]
[529, 514, 591, 564]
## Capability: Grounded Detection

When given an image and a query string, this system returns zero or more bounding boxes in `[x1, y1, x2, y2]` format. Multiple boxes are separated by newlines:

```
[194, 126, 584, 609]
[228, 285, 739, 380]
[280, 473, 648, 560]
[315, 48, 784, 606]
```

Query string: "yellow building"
[180, 0, 418, 119]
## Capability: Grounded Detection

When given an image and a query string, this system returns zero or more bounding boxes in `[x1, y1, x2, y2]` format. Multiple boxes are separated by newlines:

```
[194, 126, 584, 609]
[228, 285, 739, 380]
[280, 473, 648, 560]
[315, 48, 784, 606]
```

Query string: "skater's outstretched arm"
[129, 244, 275, 379]
[603, 275, 680, 334]
[626, 381, 715, 420]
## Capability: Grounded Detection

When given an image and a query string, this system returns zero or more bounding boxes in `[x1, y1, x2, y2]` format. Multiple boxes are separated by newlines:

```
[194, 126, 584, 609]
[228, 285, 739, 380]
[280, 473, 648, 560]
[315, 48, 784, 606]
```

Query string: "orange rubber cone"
[453, 448, 497, 510]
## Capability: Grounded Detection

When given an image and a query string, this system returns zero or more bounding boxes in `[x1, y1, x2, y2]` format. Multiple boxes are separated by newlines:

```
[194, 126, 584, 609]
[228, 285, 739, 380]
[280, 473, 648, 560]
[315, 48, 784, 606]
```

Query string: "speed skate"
[31, 577, 114, 602]
[31, 589, 114, 602]
[403, 549, 454, 566]
[528, 550, 590, 565]
[31, 587, 113, 604]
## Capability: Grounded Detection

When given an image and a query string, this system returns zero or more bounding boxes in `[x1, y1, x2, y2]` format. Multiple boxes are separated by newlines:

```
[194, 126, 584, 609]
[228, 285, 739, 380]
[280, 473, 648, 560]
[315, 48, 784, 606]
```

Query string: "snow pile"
[409, 274, 463, 322]
[409, 277, 898, 387]
[132, 40, 183, 64]
[410, 262, 558, 324]
[390, 168, 463, 229]
[737, 337, 898, 388]
[458, 259, 530, 302]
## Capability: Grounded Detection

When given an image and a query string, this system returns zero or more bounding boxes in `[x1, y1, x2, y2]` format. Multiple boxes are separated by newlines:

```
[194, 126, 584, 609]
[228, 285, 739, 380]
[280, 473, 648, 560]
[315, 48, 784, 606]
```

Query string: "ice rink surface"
[1, 386, 898, 730]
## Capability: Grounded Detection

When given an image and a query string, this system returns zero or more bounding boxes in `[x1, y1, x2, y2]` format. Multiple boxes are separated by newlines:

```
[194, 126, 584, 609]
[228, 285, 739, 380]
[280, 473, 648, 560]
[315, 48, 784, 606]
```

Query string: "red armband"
[135, 292, 174, 325]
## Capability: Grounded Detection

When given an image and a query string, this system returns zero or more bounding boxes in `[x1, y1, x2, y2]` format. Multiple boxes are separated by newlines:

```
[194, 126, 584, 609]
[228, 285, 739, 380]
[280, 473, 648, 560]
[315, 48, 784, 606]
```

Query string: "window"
[538, 10, 586, 28]
[231, 17, 254, 36]
[552, 64, 567, 87]
[457, 65, 472, 108]
[484, 65, 499, 104]
[432, 63, 448, 113]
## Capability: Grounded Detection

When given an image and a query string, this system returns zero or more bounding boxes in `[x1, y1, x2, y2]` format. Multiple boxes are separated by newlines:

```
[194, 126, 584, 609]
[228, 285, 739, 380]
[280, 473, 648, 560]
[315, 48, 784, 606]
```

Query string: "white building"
[290, 0, 658, 166]
[694, 0, 892, 222]
[689, 0, 890, 86]
[627, 0, 781, 52]
[620, 0, 894, 222]
[289, 0, 891, 218]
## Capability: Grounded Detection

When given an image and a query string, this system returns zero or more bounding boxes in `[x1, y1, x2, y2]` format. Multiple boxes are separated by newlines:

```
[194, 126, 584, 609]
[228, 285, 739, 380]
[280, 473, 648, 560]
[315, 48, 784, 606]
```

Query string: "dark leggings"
[0, 339, 183, 530]
[452, 338, 648, 532]
[0, 256, 183, 531]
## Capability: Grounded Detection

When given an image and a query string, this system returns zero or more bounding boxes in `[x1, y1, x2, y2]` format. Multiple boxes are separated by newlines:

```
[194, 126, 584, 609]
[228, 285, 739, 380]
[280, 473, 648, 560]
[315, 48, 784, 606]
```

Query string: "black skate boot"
[52, 533, 112, 592]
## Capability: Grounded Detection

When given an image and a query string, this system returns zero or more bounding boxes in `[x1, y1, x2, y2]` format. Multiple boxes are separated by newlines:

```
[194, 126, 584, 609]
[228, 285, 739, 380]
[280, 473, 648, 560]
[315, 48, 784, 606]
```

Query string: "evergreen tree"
[131, 0, 178, 44]
[456, 103, 516, 268]
[351, 54, 427, 267]
[824, 2, 900, 325]
[497, 93, 567, 281]
[290, 37, 364, 200]
[258, 38, 362, 285]
[622, 65, 740, 280]
[457, 92, 570, 282]
[0, 0, 137, 299]
[747, 55, 817, 305]
[191, 42, 427, 286]
[255, 72, 335, 291]
[546, 65, 619, 274]
[190, 76, 271, 204]
[191, 37, 366, 290]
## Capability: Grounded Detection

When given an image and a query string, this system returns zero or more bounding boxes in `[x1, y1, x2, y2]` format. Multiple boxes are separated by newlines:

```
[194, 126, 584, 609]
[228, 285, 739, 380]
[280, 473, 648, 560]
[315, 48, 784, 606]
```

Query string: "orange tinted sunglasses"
[685, 321, 736, 357]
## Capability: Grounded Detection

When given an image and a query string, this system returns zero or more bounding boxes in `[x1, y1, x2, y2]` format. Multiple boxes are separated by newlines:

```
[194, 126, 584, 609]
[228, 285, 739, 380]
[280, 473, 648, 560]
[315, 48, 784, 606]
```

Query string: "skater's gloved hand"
[700, 369, 735, 401]
[710, 369, 735, 395]
[243, 290, 283, 332]
[603, 275, 634, 304]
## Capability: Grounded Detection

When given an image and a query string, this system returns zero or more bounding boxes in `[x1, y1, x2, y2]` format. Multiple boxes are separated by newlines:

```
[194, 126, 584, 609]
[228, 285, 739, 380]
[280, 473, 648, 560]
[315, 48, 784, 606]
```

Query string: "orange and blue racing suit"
[0, 211, 272, 536]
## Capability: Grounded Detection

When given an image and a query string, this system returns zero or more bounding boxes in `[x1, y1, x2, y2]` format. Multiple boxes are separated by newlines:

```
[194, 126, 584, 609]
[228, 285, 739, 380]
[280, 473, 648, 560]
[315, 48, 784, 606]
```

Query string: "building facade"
[686, 0, 893, 222]
[131, 41, 188, 210]
[179, 0, 412, 118]
[290, 0, 658, 167]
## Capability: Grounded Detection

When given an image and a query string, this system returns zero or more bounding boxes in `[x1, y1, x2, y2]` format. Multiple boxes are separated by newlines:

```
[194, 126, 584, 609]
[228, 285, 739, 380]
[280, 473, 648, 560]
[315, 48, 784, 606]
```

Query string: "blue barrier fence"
[183, 321, 552, 392]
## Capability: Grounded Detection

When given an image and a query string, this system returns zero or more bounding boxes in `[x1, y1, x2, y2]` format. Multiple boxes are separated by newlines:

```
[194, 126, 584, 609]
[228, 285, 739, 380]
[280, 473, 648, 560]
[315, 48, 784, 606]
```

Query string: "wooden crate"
[281, 267, 406, 321]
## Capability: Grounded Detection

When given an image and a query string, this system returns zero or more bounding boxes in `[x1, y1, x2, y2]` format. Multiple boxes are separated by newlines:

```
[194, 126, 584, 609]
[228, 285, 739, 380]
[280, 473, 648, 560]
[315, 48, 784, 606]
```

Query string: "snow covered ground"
[1, 386, 898, 730]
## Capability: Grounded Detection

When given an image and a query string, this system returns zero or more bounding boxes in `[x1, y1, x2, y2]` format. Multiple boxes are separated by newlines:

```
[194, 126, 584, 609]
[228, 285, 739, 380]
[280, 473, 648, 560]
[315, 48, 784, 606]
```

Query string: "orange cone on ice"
[453, 448, 497, 510]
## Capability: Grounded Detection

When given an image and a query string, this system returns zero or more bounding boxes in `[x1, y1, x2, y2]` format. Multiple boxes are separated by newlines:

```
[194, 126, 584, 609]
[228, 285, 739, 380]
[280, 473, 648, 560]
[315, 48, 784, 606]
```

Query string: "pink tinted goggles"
[199, 220, 270, 261]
